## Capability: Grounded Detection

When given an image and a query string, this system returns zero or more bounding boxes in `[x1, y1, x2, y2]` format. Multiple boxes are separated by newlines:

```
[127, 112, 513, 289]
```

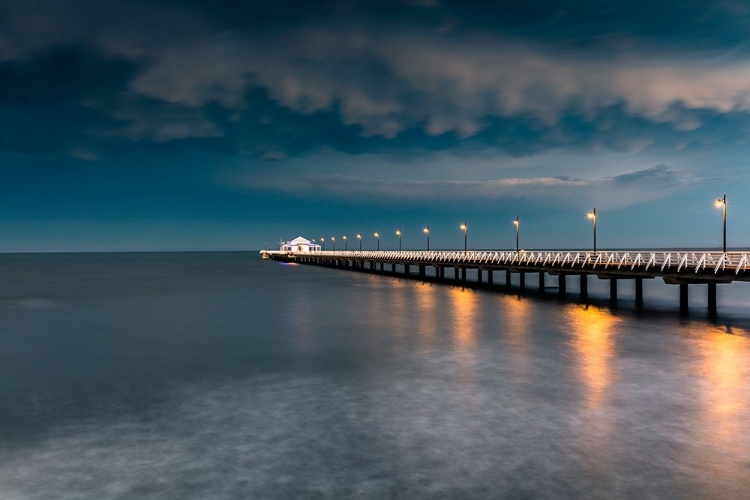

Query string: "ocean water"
[1, 252, 750, 499]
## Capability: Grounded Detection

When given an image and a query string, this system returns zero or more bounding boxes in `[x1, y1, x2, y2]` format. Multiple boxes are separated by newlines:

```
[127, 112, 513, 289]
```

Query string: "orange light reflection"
[687, 324, 750, 493]
[448, 287, 477, 349]
[413, 282, 438, 353]
[565, 305, 621, 410]
[501, 295, 531, 382]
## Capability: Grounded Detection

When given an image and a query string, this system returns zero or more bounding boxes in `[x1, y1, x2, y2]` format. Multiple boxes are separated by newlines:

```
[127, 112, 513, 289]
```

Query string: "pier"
[262, 249, 750, 314]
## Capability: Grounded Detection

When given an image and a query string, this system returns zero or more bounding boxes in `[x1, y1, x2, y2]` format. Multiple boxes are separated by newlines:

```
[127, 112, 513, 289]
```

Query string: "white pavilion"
[280, 236, 321, 253]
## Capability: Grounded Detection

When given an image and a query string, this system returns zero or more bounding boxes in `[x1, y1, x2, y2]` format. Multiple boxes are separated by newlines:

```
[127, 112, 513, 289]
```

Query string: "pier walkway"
[262, 249, 750, 314]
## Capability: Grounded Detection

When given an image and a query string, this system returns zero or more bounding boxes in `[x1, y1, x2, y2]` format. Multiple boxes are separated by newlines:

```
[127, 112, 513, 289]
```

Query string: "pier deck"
[261, 249, 750, 313]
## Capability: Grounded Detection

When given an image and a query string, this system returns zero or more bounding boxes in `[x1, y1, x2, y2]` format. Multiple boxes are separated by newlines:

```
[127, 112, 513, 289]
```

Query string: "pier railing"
[290, 250, 750, 277]
[262, 249, 750, 312]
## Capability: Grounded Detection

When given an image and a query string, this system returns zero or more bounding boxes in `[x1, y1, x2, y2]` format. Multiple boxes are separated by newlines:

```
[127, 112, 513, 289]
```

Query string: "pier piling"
[580, 274, 587, 301]
[708, 282, 717, 314]
[680, 284, 689, 314]
[635, 278, 643, 308]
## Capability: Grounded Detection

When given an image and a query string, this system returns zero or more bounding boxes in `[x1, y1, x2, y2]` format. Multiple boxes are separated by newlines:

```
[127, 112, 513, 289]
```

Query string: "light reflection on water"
[414, 282, 438, 353]
[688, 327, 750, 496]
[2, 253, 750, 499]
[565, 305, 621, 410]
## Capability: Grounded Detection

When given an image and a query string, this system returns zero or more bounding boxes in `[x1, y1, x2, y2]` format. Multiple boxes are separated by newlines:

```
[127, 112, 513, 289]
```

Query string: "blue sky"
[1, 0, 750, 251]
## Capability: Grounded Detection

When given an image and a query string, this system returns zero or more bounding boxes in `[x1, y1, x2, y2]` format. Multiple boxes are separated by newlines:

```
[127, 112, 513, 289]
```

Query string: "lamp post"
[374, 231, 380, 251]
[715, 194, 727, 253]
[513, 217, 519, 252]
[343, 235, 348, 251]
[460, 222, 467, 251]
[423, 226, 430, 251]
[331, 236, 335, 251]
[320, 237, 325, 251]
[587, 209, 597, 254]
[357, 233, 362, 251]
[396, 229, 402, 251]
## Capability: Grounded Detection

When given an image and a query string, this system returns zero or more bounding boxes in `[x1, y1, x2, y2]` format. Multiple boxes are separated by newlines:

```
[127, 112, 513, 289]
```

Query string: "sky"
[2, 0, 750, 252]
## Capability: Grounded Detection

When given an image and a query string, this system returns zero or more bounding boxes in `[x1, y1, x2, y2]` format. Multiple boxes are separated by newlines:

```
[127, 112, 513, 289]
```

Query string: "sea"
[1, 251, 750, 499]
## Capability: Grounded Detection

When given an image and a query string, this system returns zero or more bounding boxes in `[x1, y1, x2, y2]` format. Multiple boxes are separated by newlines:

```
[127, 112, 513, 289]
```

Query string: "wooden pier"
[261, 249, 750, 314]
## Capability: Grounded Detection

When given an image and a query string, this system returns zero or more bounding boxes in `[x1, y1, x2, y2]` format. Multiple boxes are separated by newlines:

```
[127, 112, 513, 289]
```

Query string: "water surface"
[1, 252, 749, 499]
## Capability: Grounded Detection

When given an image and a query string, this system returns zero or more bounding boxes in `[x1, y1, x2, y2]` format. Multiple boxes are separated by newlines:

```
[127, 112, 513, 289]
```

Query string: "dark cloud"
[3, 0, 750, 164]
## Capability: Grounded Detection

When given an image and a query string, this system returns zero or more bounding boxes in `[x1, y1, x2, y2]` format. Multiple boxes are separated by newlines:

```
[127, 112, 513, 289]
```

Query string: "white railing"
[278, 250, 750, 275]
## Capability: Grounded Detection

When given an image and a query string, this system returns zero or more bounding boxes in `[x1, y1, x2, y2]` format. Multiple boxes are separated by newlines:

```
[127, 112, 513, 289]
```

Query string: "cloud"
[232, 147, 697, 209]
[70, 147, 99, 161]
[6, 1, 750, 154]
[118, 26, 750, 146]
[107, 98, 224, 142]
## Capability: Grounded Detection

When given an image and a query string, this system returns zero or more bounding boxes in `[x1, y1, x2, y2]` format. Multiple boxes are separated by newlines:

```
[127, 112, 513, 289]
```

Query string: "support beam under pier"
[708, 282, 717, 314]
[559, 275, 567, 299]
[519, 272, 526, 292]
[539, 272, 545, 294]
[680, 283, 689, 315]
[505, 269, 511, 291]
[610, 279, 618, 306]
[477, 269, 482, 284]
[635, 278, 643, 308]
[487, 270, 493, 286]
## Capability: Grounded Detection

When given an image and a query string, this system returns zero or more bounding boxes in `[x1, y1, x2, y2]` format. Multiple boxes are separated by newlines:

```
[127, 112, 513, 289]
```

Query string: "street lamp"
[513, 217, 519, 252]
[460, 222, 467, 251]
[396, 229, 402, 251]
[320, 237, 325, 251]
[715, 194, 727, 253]
[374, 231, 380, 251]
[343, 235, 348, 251]
[331, 236, 335, 251]
[423, 226, 430, 251]
[587, 209, 597, 253]
[357, 233, 362, 251]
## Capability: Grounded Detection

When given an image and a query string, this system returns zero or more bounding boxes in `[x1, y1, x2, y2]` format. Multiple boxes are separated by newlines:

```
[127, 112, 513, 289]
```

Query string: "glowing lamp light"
[587, 208, 597, 253]
[716, 194, 727, 252]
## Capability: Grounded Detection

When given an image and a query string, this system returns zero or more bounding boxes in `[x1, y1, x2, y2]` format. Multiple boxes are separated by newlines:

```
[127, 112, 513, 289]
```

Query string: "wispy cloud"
[233, 149, 698, 209]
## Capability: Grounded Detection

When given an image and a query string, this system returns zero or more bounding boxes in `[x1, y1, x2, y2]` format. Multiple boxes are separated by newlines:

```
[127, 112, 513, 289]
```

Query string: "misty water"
[2, 252, 750, 499]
